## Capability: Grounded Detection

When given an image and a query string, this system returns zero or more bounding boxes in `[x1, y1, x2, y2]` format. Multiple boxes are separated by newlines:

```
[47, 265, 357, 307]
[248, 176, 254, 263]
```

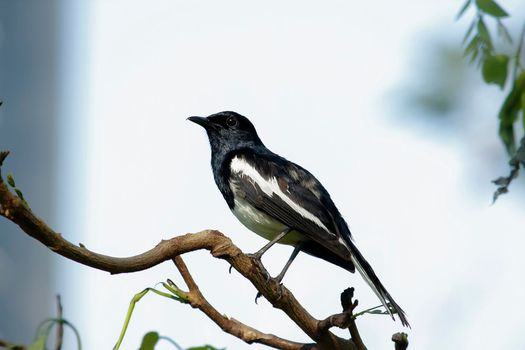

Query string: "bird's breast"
[231, 197, 303, 245]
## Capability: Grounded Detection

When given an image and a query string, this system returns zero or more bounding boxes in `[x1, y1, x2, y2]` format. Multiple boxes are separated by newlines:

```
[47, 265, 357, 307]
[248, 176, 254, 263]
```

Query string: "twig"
[172, 257, 313, 350]
[318, 312, 351, 332]
[0, 151, 9, 167]
[55, 295, 64, 350]
[392, 333, 409, 350]
[341, 288, 366, 350]
[0, 339, 26, 350]
[317, 288, 366, 349]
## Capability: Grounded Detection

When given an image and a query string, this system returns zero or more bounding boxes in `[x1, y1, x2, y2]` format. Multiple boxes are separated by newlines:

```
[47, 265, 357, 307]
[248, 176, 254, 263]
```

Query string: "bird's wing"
[229, 151, 410, 327]
[229, 151, 351, 260]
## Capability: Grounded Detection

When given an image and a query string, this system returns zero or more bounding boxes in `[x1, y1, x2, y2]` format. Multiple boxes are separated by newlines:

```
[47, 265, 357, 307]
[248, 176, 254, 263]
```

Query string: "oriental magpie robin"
[188, 111, 409, 326]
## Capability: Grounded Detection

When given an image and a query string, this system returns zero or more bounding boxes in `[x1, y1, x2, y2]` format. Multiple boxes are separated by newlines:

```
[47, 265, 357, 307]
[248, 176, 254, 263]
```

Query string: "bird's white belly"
[232, 198, 303, 245]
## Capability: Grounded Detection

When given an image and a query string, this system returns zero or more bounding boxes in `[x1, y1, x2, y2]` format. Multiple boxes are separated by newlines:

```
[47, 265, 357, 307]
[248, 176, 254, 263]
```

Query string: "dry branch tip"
[0, 151, 9, 166]
[392, 332, 409, 350]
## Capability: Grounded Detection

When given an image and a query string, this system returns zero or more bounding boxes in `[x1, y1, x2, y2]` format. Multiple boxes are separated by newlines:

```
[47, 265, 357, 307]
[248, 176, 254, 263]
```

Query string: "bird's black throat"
[189, 111, 266, 209]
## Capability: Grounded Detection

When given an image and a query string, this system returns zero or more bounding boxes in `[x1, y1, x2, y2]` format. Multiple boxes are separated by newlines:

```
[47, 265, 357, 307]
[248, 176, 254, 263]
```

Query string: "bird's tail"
[347, 240, 410, 327]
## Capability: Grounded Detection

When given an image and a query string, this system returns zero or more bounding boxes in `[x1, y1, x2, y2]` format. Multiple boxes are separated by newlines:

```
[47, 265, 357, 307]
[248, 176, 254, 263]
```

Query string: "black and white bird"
[188, 111, 409, 327]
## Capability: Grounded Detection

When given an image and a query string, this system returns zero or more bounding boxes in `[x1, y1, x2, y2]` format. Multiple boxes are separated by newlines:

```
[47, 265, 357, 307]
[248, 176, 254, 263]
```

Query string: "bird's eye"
[226, 116, 238, 127]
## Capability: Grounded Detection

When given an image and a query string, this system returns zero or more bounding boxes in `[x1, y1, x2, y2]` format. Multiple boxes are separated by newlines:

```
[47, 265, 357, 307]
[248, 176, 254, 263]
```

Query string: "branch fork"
[0, 151, 406, 350]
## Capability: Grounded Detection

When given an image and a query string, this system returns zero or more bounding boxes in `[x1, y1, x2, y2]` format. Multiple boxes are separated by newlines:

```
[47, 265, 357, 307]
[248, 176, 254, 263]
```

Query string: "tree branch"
[172, 256, 316, 349]
[0, 339, 25, 350]
[0, 151, 405, 349]
[0, 151, 354, 349]
[392, 333, 409, 350]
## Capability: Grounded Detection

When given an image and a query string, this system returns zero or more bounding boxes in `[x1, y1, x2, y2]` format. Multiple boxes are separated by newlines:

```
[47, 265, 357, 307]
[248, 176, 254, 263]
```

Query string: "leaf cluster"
[459, 0, 510, 78]
[6, 173, 29, 208]
[458, 0, 525, 199]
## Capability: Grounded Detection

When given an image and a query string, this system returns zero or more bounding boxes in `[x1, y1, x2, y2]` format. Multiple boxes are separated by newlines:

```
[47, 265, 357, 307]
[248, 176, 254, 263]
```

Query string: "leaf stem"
[352, 304, 385, 319]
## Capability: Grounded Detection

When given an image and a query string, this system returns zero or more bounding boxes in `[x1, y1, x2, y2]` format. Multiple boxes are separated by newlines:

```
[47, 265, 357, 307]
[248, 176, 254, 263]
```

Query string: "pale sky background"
[48, 0, 525, 349]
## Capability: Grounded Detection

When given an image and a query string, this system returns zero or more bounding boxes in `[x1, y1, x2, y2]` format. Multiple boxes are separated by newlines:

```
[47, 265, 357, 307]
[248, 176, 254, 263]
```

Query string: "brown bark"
[0, 151, 406, 350]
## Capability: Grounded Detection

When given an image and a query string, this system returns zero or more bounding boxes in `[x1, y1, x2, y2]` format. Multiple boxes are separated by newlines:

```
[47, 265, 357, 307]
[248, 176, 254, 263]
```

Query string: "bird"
[188, 111, 409, 327]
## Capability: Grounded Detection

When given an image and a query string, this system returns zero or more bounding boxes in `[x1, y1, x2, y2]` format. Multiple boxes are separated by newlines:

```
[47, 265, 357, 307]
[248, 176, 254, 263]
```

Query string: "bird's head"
[188, 111, 263, 152]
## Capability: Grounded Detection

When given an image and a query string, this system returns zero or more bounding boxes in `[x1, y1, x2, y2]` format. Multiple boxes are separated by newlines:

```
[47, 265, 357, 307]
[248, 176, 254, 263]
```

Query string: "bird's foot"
[247, 252, 271, 282]
[254, 291, 263, 304]
[247, 251, 263, 262]
[254, 281, 284, 304]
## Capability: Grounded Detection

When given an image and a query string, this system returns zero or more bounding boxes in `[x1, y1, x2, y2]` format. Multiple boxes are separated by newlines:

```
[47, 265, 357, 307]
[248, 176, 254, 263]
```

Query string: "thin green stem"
[113, 286, 187, 350]
[352, 304, 386, 319]
[53, 319, 82, 350]
[113, 289, 149, 350]
[34, 319, 56, 339]
[162, 281, 189, 302]
[33, 318, 82, 350]
[158, 336, 184, 350]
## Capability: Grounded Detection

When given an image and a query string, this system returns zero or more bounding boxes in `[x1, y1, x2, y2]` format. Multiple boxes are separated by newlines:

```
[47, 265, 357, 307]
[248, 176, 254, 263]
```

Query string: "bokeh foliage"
[458, 0, 525, 200]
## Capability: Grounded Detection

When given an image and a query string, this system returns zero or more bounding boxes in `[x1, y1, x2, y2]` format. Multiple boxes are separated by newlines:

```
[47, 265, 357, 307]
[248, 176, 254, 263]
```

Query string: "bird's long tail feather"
[348, 240, 410, 327]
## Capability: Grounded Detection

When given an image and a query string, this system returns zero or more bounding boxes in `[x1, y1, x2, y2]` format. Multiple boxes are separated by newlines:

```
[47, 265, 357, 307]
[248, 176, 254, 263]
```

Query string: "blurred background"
[1, 0, 524, 349]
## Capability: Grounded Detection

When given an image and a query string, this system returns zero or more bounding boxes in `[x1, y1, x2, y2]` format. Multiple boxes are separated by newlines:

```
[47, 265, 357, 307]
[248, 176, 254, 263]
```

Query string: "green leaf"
[139, 332, 160, 350]
[498, 72, 525, 154]
[464, 35, 480, 62]
[475, 0, 508, 18]
[186, 346, 225, 350]
[14, 188, 25, 200]
[28, 334, 48, 350]
[31, 318, 82, 350]
[522, 92, 525, 130]
[369, 309, 388, 314]
[476, 17, 492, 50]
[499, 124, 516, 155]
[482, 54, 509, 88]
[456, 0, 472, 20]
[6, 173, 15, 187]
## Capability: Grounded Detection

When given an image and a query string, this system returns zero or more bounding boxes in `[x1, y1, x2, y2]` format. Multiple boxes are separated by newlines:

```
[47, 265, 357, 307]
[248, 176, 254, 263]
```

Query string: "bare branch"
[341, 288, 366, 350]
[0, 152, 391, 350]
[0, 152, 355, 349]
[0, 151, 9, 167]
[55, 295, 64, 350]
[172, 256, 315, 350]
[0, 339, 26, 350]
[317, 288, 366, 350]
[392, 333, 409, 350]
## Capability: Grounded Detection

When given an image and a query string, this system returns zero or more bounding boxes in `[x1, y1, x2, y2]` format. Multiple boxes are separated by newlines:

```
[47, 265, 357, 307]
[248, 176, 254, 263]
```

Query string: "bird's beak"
[187, 116, 210, 128]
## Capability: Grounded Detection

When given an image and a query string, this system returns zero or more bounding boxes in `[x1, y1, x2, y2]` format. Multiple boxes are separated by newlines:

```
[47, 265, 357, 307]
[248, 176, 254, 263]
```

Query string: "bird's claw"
[247, 252, 263, 262]
[254, 282, 284, 304]
[255, 291, 263, 304]
[246, 253, 270, 281]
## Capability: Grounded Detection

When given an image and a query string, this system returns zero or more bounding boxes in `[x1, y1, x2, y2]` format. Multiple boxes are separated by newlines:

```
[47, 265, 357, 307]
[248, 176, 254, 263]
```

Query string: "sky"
[50, 1, 525, 349]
